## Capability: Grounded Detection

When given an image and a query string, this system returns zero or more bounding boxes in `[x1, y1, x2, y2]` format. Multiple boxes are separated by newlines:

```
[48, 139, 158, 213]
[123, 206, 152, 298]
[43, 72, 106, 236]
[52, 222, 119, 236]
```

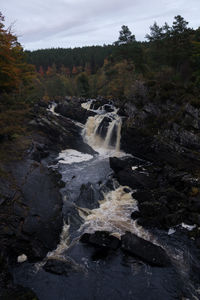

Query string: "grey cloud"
[1, 0, 200, 50]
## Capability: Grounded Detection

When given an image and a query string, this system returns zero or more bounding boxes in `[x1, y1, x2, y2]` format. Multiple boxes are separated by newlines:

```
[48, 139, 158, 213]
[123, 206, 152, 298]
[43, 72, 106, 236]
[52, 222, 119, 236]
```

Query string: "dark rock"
[109, 156, 145, 174]
[0, 159, 63, 263]
[121, 232, 171, 267]
[103, 104, 114, 113]
[116, 169, 156, 190]
[36, 100, 49, 108]
[165, 210, 185, 227]
[43, 258, 78, 275]
[139, 201, 169, 218]
[117, 106, 129, 117]
[22, 215, 40, 235]
[131, 211, 141, 220]
[196, 238, 200, 248]
[132, 191, 153, 203]
[123, 188, 131, 193]
[30, 142, 49, 162]
[0, 285, 38, 300]
[91, 98, 108, 110]
[33, 113, 96, 155]
[80, 231, 121, 250]
[55, 102, 95, 124]
[96, 117, 111, 139]
[75, 183, 102, 209]
[188, 213, 200, 226]
[188, 198, 200, 213]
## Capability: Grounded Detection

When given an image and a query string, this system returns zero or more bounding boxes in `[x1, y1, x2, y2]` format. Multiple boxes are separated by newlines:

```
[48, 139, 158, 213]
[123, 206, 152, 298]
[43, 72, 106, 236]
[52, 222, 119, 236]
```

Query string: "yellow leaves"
[0, 12, 34, 93]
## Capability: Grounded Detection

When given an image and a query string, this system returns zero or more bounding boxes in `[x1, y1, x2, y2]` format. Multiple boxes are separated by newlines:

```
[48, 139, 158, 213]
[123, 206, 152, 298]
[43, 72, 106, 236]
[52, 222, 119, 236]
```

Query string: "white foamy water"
[47, 223, 70, 260]
[78, 186, 152, 241]
[82, 107, 126, 158]
[48, 103, 59, 116]
[58, 149, 93, 164]
[81, 100, 93, 110]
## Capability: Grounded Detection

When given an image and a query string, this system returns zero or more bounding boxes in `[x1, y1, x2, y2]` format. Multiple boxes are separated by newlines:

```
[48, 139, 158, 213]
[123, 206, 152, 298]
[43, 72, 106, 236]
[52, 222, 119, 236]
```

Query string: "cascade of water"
[48, 103, 59, 116]
[82, 104, 123, 155]
[78, 185, 153, 242]
[81, 101, 92, 110]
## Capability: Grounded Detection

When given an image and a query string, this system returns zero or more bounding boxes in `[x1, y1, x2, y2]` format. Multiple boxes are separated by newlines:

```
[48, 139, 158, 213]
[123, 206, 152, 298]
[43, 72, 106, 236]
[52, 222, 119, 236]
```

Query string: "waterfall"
[48, 102, 59, 116]
[81, 101, 92, 110]
[82, 104, 123, 155]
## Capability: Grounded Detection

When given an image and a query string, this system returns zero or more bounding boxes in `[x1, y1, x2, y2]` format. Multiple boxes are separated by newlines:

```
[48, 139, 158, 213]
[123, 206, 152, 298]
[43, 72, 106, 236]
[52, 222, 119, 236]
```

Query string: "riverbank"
[1, 96, 200, 299]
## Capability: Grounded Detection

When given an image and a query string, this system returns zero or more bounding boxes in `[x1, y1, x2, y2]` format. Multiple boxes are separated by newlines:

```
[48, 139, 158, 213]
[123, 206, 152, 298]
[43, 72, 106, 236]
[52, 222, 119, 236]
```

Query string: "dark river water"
[13, 101, 200, 300]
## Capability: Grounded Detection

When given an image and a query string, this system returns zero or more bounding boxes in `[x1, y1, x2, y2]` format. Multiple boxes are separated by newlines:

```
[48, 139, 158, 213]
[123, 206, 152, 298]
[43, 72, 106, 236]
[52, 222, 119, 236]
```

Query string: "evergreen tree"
[114, 25, 135, 45]
[145, 22, 164, 41]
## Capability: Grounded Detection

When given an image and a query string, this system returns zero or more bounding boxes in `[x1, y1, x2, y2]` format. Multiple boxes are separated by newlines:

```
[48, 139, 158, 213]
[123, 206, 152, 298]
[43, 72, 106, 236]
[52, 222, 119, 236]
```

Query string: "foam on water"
[48, 103, 59, 116]
[78, 185, 153, 241]
[58, 149, 93, 164]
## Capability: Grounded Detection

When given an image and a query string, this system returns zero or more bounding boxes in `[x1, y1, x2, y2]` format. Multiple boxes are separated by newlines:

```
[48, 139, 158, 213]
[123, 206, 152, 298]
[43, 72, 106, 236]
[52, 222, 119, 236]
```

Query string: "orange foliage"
[0, 12, 34, 93]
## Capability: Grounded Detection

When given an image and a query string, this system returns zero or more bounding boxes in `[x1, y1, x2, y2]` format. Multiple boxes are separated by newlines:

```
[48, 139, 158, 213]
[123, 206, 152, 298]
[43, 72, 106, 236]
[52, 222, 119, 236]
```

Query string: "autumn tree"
[0, 11, 34, 94]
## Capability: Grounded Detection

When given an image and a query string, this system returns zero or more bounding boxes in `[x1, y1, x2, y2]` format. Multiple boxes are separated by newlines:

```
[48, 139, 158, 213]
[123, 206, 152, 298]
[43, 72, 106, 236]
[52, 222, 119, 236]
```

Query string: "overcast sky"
[1, 0, 200, 50]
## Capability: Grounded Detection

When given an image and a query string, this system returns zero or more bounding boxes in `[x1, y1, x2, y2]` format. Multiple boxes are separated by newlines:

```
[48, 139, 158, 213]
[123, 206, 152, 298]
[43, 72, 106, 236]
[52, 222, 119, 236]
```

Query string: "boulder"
[43, 258, 78, 275]
[121, 232, 170, 267]
[80, 231, 121, 250]
[75, 183, 102, 209]
[116, 169, 156, 190]
[96, 117, 111, 139]
[55, 102, 95, 124]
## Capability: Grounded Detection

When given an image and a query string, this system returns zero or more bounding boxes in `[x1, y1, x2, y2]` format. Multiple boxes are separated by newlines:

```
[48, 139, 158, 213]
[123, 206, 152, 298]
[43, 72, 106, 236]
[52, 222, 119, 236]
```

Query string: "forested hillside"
[25, 45, 114, 74]
[24, 16, 200, 103]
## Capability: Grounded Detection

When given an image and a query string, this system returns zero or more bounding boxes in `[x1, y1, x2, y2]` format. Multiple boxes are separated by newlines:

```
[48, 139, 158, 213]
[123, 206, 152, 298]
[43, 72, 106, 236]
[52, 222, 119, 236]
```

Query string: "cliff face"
[113, 99, 200, 246]
[120, 101, 200, 170]
[0, 99, 95, 298]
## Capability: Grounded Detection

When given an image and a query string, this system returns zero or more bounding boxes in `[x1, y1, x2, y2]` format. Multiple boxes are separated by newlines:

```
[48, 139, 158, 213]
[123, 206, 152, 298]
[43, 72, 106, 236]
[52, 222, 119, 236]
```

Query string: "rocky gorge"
[1, 96, 200, 299]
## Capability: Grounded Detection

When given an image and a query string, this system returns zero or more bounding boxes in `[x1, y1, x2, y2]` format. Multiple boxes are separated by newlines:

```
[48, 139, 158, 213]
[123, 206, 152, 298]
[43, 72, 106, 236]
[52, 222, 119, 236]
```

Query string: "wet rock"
[188, 197, 200, 213]
[121, 232, 171, 267]
[139, 201, 169, 218]
[131, 211, 141, 220]
[80, 231, 121, 250]
[164, 210, 186, 227]
[76, 183, 102, 209]
[55, 102, 95, 124]
[109, 156, 144, 174]
[91, 98, 109, 110]
[96, 117, 111, 139]
[132, 190, 153, 203]
[43, 258, 78, 275]
[0, 159, 63, 263]
[123, 188, 131, 193]
[30, 142, 49, 162]
[0, 285, 38, 300]
[22, 215, 40, 235]
[188, 213, 200, 226]
[103, 104, 114, 113]
[116, 169, 156, 190]
[33, 113, 95, 155]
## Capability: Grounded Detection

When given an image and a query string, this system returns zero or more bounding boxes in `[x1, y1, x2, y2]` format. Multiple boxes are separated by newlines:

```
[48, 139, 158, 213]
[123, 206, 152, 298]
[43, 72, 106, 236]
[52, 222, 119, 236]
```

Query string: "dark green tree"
[145, 22, 164, 41]
[77, 73, 89, 97]
[172, 15, 189, 34]
[114, 25, 135, 45]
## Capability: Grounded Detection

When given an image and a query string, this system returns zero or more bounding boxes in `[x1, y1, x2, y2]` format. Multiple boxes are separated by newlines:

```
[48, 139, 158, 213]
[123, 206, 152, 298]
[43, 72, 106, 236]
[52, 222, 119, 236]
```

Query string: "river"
[13, 100, 200, 300]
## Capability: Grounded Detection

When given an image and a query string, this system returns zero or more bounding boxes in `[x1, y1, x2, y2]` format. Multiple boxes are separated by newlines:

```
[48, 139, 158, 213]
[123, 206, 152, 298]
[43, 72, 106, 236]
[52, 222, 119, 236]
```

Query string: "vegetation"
[0, 11, 200, 160]
[24, 16, 200, 103]
[0, 12, 36, 161]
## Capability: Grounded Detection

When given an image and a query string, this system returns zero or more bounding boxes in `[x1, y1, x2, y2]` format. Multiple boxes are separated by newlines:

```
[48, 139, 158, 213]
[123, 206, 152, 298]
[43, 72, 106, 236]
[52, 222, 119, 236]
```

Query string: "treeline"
[1, 12, 200, 147]
[23, 15, 200, 103]
[25, 45, 114, 75]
